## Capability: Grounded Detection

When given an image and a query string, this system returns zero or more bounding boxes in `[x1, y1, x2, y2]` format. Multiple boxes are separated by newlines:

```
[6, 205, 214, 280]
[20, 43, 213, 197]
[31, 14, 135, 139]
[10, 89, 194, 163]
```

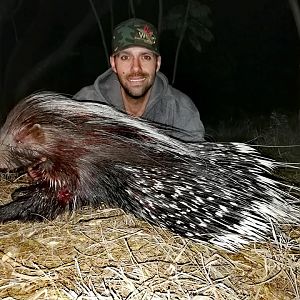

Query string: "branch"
[172, 0, 191, 85]
[289, 0, 300, 39]
[88, 0, 109, 67]
[157, 0, 163, 35]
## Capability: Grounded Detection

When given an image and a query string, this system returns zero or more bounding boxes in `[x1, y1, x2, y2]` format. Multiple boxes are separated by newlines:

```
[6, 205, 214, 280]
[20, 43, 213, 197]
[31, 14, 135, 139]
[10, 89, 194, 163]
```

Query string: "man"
[74, 18, 205, 142]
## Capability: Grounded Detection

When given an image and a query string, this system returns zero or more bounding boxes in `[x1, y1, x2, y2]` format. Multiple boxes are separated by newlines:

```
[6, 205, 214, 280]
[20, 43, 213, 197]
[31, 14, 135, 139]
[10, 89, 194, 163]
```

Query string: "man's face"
[110, 47, 161, 99]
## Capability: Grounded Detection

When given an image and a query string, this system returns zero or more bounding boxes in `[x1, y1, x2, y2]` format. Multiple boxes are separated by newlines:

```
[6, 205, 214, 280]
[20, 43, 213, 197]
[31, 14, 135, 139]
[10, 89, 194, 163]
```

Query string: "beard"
[117, 72, 155, 99]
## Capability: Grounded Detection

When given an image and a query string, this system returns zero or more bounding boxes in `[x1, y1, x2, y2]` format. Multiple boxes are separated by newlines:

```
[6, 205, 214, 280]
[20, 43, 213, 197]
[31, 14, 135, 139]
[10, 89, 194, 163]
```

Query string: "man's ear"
[156, 56, 161, 72]
[110, 56, 117, 73]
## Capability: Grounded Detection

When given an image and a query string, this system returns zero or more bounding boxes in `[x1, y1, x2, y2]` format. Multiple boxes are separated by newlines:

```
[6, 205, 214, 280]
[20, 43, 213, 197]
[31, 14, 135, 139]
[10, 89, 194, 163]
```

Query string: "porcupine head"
[0, 105, 45, 169]
[0, 97, 80, 203]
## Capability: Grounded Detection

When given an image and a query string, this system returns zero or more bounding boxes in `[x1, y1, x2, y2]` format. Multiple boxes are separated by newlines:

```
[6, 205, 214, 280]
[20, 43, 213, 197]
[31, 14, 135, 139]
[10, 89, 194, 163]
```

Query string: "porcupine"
[0, 92, 299, 250]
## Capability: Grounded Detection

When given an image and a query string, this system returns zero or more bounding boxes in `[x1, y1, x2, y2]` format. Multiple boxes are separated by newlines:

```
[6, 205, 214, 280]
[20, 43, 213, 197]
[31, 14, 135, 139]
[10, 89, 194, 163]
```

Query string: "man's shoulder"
[163, 86, 197, 113]
[167, 85, 192, 102]
[73, 85, 99, 101]
[155, 73, 195, 107]
[73, 69, 115, 102]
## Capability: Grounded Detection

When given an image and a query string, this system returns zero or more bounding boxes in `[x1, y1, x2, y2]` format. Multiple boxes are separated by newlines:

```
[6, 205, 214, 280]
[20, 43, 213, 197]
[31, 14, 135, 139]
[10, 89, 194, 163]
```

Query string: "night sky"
[1, 0, 299, 135]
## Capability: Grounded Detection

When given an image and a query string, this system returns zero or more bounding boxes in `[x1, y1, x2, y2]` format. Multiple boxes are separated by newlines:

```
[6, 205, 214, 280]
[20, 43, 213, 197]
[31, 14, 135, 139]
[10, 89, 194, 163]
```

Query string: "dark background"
[1, 0, 299, 140]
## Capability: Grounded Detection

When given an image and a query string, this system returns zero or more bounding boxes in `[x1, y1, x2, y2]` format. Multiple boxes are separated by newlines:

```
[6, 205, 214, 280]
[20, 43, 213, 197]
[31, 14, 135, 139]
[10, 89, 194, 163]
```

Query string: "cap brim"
[112, 44, 160, 56]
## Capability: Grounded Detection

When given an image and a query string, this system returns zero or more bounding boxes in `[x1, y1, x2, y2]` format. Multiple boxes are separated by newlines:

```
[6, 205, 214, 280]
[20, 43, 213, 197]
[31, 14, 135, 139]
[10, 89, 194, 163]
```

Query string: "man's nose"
[131, 57, 142, 72]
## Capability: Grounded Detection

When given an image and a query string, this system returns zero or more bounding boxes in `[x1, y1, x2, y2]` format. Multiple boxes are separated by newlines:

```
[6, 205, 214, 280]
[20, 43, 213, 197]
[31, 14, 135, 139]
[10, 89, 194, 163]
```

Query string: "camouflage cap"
[112, 18, 159, 55]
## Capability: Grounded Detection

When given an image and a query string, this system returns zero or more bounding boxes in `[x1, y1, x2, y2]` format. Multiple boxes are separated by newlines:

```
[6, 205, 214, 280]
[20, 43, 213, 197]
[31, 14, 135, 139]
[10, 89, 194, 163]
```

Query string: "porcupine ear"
[16, 124, 46, 144]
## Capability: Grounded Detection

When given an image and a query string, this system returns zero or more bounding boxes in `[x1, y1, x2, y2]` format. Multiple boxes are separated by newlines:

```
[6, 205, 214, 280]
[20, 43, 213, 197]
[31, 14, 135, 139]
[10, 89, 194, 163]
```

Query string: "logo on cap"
[136, 25, 156, 45]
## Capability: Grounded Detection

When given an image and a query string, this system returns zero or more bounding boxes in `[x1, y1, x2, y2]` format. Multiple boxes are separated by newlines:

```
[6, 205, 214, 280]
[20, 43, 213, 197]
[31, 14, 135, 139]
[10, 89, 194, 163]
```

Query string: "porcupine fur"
[0, 92, 299, 250]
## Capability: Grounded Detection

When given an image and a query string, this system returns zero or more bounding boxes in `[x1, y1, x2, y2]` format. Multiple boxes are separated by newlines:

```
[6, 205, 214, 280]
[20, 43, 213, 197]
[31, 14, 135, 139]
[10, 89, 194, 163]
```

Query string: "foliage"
[162, 0, 213, 83]
[164, 0, 214, 53]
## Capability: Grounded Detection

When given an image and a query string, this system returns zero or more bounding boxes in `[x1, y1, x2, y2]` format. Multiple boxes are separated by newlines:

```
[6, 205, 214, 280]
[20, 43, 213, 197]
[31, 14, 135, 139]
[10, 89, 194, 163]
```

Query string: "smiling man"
[110, 46, 160, 117]
[74, 18, 205, 142]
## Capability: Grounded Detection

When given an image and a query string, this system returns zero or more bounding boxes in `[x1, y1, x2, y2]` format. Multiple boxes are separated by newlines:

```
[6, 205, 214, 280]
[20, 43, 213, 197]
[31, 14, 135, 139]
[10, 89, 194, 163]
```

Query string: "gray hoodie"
[74, 68, 205, 142]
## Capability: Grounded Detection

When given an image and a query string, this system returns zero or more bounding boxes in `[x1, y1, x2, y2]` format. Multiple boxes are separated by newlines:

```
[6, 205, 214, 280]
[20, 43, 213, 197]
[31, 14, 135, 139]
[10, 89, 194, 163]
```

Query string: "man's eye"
[143, 55, 152, 61]
[120, 55, 129, 60]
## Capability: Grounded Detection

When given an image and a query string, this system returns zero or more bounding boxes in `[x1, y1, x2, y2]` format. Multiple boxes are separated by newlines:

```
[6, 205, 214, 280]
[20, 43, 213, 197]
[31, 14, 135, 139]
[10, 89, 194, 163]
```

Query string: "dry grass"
[0, 176, 300, 300]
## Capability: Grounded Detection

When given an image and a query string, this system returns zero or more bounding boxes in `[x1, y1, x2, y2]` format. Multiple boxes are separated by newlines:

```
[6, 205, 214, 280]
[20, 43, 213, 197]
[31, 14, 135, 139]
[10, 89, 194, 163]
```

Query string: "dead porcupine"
[0, 92, 299, 250]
